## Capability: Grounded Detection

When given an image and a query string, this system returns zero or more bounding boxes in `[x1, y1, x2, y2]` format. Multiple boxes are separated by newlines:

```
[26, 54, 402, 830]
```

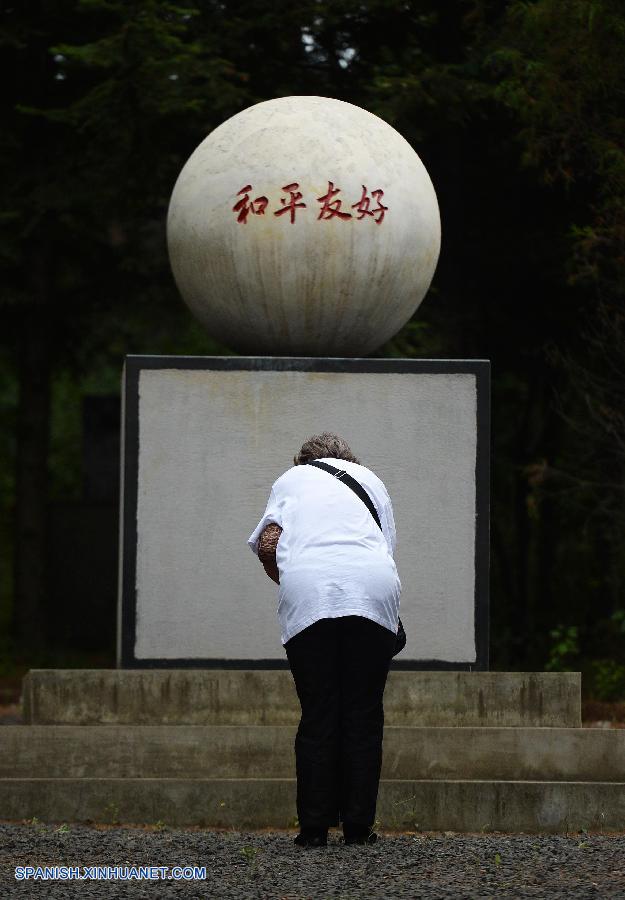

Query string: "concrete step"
[21, 670, 581, 727]
[2, 725, 623, 781]
[0, 778, 623, 832]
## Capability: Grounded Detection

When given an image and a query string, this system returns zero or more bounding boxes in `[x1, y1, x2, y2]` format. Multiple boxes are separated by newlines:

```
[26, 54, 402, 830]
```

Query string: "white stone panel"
[133, 368, 476, 662]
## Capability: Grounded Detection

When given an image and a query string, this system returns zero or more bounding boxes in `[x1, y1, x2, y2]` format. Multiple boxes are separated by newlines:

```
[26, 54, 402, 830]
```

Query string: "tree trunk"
[12, 291, 52, 652]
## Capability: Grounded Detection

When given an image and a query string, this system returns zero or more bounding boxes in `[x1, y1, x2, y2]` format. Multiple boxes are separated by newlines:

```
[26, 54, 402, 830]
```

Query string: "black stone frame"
[118, 355, 490, 670]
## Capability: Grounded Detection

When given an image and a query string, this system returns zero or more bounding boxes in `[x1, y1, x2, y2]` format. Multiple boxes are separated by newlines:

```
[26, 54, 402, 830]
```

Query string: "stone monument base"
[2, 669, 625, 832]
[119, 356, 490, 669]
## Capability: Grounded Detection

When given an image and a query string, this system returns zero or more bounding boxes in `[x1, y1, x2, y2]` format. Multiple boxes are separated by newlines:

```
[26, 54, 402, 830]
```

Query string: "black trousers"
[284, 615, 397, 829]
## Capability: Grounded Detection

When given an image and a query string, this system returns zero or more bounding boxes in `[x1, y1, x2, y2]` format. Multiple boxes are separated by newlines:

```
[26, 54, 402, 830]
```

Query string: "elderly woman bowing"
[247, 432, 402, 849]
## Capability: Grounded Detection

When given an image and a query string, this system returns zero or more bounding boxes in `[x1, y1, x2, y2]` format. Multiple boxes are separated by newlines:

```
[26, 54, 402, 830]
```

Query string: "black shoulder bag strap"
[306, 459, 406, 656]
[307, 459, 382, 529]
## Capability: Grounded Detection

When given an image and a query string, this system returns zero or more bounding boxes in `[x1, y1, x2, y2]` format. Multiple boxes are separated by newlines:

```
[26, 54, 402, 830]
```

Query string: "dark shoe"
[342, 823, 378, 845]
[294, 826, 328, 848]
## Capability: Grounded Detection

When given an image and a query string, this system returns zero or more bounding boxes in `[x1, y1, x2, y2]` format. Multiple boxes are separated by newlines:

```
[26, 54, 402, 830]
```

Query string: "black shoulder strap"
[306, 460, 382, 532]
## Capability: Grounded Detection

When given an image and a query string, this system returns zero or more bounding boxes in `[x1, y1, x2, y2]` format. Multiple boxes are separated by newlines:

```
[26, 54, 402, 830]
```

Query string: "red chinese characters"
[351, 185, 388, 225]
[232, 185, 269, 224]
[232, 181, 388, 224]
[316, 181, 352, 221]
[273, 182, 307, 224]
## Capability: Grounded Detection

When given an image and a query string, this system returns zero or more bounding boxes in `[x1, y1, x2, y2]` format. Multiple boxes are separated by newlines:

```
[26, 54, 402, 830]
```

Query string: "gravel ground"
[2, 821, 625, 899]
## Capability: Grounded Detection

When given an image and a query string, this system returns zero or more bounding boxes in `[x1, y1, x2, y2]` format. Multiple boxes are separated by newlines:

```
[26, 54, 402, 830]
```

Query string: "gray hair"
[293, 432, 361, 466]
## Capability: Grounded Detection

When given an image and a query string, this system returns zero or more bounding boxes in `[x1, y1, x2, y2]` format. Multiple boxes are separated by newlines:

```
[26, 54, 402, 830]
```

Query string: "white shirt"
[248, 458, 402, 645]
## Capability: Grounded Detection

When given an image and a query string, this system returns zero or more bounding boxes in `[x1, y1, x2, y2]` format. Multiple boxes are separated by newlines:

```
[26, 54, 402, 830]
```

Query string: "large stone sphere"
[167, 95, 441, 356]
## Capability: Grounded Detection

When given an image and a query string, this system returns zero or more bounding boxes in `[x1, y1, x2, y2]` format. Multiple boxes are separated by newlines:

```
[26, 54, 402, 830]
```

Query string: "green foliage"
[545, 613, 625, 698]
[589, 659, 625, 701]
[46, 0, 244, 196]
[545, 624, 580, 671]
[102, 801, 120, 824]
[483, 0, 625, 303]
[26, 817, 48, 833]
[240, 845, 261, 879]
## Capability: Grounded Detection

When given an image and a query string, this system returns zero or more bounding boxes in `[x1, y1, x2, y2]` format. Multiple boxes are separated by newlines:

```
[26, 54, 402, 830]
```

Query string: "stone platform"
[3, 669, 624, 832]
[22, 669, 580, 727]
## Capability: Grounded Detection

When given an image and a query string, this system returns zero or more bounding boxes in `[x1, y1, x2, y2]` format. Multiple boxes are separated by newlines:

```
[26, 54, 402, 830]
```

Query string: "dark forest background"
[1, 0, 624, 697]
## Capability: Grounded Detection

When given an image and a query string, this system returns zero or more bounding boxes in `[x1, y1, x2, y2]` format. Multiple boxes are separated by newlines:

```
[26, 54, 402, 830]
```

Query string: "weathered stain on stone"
[21, 670, 581, 728]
